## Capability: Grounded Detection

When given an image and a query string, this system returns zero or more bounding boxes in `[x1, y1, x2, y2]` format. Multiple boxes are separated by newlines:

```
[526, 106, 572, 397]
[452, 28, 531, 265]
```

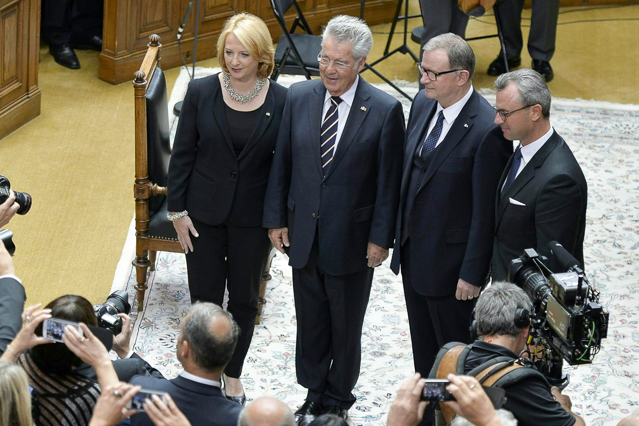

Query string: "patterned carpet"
[113, 68, 639, 425]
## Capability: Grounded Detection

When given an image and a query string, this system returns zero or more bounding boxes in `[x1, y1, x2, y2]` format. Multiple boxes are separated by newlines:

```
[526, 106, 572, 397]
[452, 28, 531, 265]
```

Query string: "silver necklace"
[223, 73, 265, 104]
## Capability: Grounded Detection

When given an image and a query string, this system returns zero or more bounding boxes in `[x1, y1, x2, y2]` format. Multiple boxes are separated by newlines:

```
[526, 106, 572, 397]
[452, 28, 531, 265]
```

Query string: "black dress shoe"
[49, 44, 80, 69]
[532, 59, 554, 82]
[487, 55, 521, 76]
[295, 401, 324, 425]
[225, 394, 246, 406]
[323, 405, 349, 421]
[71, 35, 103, 52]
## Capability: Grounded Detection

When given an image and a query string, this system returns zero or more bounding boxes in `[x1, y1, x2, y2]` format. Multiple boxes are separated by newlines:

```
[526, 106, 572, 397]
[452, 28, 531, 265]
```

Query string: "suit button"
[312, 213, 317, 218]
[230, 171, 238, 178]
[321, 183, 326, 188]
[416, 184, 420, 188]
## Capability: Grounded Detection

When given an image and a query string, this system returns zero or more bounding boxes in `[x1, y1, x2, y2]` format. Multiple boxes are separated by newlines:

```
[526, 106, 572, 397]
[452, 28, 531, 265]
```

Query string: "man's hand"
[0, 241, 15, 275]
[367, 242, 389, 268]
[551, 387, 586, 426]
[444, 374, 502, 426]
[268, 228, 290, 254]
[112, 313, 132, 359]
[455, 278, 480, 301]
[172, 215, 199, 254]
[0, 190, 19, 228]
[387, 373, 428, 426]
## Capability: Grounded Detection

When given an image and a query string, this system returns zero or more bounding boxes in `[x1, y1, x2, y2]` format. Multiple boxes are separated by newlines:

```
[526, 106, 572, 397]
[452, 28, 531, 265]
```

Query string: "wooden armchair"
[132, 35, 274, 321]
[132, 35, 182, 310]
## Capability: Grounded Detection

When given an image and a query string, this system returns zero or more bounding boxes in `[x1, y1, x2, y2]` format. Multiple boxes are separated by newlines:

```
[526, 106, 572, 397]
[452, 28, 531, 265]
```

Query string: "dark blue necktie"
[502, 146, 523, 194]
[321, 96, 342, 174]
[420, 111, 445, 158]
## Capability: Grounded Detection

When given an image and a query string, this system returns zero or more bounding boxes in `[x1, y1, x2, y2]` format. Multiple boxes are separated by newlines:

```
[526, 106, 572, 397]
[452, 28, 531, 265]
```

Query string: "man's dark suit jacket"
[127, 375, 242, 426]
[390, 89, 512, 295]
[168, 74, 288, 227]
[0, 276, 25, 355]
[263, 78, 405, 275]
[491, 129, 587, 281]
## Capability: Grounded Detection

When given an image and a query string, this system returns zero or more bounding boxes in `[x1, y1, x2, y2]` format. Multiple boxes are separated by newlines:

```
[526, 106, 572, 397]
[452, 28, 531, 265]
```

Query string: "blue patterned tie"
[502, 146, 523, 194]
[420, 111, 445, 158]
[321, 96, 342, 174]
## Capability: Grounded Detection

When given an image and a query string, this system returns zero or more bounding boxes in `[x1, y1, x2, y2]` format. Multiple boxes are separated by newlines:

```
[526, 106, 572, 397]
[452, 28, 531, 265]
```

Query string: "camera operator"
[458, 282, 584, 426]
[0, 190, 19, 228]
[0, 240, 25, 357]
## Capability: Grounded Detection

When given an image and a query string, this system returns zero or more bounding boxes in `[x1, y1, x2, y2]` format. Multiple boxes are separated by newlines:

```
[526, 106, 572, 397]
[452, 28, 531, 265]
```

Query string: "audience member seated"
[238, 397, 295, 426]
[4, 296, 119, 426]
[0, 361, 33, 426]
[387, 373, 508, 426]
[123, 302, 243, 426]
[0, 242, 26, 357]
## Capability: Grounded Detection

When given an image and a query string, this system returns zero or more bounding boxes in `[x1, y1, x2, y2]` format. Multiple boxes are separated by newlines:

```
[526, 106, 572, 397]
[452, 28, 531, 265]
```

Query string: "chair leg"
[255, 248, 277, 325]
[149, 250, 157, 271]
[132, 249, 151, 312]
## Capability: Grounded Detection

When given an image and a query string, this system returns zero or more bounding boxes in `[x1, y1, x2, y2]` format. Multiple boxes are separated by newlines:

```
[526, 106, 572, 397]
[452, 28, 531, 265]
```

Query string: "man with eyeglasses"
[264, 15, 404, 424]
[390, 34, 511, 418]
[491, 69, 587, 281]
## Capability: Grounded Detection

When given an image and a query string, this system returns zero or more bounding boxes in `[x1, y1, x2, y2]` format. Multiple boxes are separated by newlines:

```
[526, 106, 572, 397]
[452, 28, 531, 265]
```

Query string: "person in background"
[167, 13, 288, 405]
[238, 397, 296, 426]
[42, 0, 103, 69]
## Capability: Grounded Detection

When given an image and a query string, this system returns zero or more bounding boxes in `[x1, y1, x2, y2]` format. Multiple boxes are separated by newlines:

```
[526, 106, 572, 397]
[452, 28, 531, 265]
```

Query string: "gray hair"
[475, 282, 533, 338]
[423, 33, 475, 78]
[322, 15, 373, 62]
[494, 69, 551, 118]
[238, 397, 295, 426]
[451, 409, 518, 426]
[182, 302, 239, 373]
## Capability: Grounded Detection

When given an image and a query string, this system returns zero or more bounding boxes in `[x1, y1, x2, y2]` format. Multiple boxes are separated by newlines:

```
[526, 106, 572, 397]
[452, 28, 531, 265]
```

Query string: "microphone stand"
[174, 0, 201, 116]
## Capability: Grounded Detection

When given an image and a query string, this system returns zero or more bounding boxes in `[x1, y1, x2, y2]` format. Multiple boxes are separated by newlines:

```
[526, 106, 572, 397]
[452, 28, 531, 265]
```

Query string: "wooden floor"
[1, 4, 638, 305]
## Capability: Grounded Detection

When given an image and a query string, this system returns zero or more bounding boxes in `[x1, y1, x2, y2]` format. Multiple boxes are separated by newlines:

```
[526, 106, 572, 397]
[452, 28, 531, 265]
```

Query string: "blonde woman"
[0, 362, 33, 426]
[167, 13, 287, 404]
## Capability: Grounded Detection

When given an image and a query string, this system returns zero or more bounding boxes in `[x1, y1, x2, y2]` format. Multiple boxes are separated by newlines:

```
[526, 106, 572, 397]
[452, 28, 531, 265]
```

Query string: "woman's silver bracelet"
[167, 210, 188, 222]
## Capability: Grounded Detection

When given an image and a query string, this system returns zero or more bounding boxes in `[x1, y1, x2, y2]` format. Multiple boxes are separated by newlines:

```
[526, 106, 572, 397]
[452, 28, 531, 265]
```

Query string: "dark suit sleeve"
[0, 277, 26, 355]
[369, 100, 405, 248]
[167, 80, 201, 212]
[535, 174, 586, 262]
[459, 128, 512, 286]
[262, 89, 293, 229]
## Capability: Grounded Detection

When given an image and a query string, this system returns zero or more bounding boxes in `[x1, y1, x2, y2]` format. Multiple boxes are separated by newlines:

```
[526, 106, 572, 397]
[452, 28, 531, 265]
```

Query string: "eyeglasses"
[317, 53, 352, 70]
[417, 64, 462, 81]
[493, 105, 535, 121]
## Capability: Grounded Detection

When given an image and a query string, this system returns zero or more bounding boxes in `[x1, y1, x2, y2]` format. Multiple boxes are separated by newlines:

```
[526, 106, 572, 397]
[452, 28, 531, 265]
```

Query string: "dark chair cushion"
[146, 68, 171, 217]
[148, 197, 178, 241]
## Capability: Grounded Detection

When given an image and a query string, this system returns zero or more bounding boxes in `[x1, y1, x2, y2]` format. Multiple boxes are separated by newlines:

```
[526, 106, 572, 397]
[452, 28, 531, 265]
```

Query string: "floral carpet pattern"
[116, 69, 639, 425]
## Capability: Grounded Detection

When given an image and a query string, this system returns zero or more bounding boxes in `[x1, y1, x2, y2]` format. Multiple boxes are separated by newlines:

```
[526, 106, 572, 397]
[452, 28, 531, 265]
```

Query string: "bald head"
[181, 302, 239, 373]
[238, 397, 295, 426]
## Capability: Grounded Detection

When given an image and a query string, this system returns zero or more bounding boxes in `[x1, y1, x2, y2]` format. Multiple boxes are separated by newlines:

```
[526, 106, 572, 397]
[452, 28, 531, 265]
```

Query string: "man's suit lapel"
[211, 78, 236, 157]
[309, 82, 326, 176]
[323, 79, 372, 179]
[495, 132, 561, 226]
[237, 84, 276, 160]
[418, 90, 480, 192]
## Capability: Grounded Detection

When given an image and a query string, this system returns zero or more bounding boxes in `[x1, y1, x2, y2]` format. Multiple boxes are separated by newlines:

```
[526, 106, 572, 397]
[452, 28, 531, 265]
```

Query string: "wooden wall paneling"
[0, 0, 40, 141]
[99, 0, 399, 85]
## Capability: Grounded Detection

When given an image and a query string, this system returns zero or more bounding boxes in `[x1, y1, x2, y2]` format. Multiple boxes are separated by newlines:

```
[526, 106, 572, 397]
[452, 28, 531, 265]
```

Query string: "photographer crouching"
[430, 282, 584, 426]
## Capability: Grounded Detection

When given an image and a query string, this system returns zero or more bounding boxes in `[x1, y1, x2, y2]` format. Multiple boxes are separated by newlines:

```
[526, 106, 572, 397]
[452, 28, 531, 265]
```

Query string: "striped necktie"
[321, 96, 342, 174]
[420, 110, 445, 158]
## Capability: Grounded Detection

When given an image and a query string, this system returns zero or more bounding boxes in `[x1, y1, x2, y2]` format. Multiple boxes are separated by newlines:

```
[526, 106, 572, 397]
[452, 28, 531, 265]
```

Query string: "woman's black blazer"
[167, 74, 288, 227]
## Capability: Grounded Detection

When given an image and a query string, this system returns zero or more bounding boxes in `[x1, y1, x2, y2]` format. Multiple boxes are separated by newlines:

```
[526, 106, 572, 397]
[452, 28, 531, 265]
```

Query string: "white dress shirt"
[179, 371, 221, 387]
[513, 126, 555, 178]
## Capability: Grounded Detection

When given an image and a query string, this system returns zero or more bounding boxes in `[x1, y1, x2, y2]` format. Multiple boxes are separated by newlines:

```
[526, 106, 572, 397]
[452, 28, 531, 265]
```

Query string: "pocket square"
[509, 198, 526, 206]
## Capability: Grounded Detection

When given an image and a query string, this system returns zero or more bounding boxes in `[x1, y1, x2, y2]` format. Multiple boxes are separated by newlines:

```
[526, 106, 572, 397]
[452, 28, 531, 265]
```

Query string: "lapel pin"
[266, 112, 271, 117]
[361, 106, 367, 111]
[464, 124, 468, 128]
